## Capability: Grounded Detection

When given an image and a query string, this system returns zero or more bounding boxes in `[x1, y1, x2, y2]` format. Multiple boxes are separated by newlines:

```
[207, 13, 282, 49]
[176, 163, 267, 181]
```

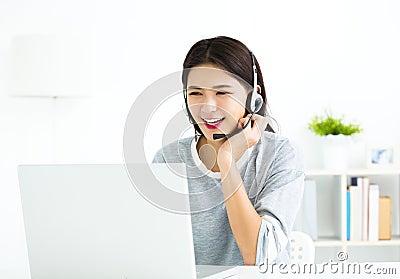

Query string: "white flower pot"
[321, 134, 350, 170]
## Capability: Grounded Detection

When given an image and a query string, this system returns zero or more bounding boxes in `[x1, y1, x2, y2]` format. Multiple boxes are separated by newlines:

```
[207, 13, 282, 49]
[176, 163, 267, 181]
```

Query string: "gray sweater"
[152, 131, 304, 266]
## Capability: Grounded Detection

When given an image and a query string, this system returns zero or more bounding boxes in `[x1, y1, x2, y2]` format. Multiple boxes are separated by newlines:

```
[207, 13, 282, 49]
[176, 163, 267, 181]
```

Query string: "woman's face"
[186, 63, 249, 141]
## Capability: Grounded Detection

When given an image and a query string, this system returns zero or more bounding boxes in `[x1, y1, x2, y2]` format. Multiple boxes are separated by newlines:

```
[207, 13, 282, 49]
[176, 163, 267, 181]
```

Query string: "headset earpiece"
[254, 96, 263, 113]
[245, 90, 264, 114]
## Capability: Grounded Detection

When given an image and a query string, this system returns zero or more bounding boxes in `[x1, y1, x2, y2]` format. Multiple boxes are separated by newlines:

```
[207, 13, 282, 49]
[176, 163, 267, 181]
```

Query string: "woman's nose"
[201, 95, 218, 113]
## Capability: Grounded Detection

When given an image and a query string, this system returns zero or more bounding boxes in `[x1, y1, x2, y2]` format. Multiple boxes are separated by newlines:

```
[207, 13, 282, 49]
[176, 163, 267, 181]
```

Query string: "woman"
[153, 36, 304, 266]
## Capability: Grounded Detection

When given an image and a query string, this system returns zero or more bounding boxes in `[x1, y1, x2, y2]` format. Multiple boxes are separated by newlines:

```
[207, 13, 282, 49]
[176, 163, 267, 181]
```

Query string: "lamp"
[8, 34, 90, 98]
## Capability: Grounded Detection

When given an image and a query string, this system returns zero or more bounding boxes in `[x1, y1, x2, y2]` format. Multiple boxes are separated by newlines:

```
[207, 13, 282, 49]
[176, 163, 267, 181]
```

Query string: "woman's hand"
[217, 114, 269, 171]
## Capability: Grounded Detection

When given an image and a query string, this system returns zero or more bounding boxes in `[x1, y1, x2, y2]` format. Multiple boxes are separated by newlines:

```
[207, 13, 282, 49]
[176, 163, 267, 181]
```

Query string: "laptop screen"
[18, 164, 197, 279]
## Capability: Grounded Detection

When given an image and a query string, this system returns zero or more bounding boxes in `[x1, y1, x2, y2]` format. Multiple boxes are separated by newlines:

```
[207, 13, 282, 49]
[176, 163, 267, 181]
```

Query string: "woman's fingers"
[240, 114, 267, 131]
[239, 114, 252, 128]
[236, 114, 268, 141]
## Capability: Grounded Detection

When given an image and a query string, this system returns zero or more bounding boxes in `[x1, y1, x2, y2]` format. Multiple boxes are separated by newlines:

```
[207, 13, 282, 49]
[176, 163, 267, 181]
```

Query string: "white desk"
[204, 262, 400, 278]
[2, 263, 400, 279]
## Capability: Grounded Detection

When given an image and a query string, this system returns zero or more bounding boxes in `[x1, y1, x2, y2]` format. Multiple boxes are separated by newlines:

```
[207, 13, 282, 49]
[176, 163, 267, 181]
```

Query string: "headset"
[183, 49, 264, 140]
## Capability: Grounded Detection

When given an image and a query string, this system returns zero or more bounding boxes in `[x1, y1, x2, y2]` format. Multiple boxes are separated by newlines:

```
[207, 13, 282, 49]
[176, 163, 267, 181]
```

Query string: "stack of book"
[347, 177, 392, 241]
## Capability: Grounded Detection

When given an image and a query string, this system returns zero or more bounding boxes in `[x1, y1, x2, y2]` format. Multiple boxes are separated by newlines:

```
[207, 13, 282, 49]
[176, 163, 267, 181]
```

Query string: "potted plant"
[308, 111, 362, 169]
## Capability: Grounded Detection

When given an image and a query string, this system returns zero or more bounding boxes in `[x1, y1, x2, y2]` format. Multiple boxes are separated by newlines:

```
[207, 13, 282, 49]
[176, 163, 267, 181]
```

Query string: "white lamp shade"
[8, 34, 90, 97]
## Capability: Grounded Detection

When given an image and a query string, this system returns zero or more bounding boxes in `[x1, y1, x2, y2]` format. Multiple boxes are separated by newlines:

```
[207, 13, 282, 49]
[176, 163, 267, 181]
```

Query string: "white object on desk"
[293, 179, 318, 240]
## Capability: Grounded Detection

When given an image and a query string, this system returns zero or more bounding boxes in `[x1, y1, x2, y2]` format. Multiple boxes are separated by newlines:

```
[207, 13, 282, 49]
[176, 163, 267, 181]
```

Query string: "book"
[379, 196, 392, 240]
[349, 177, 363, 241]
[361, 177, 370, 241]
[368, 184, 379, 241]
[346, 188, 350, 240]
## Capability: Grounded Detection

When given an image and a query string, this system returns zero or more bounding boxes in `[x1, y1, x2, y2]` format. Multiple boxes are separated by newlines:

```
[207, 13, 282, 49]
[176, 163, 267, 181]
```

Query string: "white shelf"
[306, 168, 400, 176]
[314, 236, 400, 247]
[345, 235, 400, 247]
[314, 237, 343, 247]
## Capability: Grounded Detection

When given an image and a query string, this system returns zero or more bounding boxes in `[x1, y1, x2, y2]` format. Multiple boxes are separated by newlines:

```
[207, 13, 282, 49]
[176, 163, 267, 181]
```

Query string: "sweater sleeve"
[255, 215, 289, 265]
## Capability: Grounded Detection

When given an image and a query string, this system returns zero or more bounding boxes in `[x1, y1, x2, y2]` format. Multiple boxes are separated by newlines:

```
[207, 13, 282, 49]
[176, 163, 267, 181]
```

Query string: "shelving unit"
[302, 168, 400, 262]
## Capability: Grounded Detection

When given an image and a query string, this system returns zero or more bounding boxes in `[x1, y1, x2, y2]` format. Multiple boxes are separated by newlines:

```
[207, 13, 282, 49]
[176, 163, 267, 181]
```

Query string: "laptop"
[17, 164, 238, 279]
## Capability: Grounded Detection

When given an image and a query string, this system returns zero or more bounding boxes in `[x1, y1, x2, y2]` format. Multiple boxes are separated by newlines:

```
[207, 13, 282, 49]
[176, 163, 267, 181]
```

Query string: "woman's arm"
[216, 114, 270, 265]
[218, 155, 262, 266]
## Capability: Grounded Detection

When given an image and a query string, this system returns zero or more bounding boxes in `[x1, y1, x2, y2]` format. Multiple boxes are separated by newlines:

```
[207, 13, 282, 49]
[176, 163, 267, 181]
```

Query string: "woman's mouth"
[202, 117, 225, 129]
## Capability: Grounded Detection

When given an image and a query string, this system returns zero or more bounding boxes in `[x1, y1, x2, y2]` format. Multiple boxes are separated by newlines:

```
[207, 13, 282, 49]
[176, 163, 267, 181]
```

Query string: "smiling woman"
[186, 67, 247, 138]
[153, 36, 304, 266]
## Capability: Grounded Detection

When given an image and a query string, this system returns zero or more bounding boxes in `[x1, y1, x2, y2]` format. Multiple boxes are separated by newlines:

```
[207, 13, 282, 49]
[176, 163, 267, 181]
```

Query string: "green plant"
[308, 111, 362, 136]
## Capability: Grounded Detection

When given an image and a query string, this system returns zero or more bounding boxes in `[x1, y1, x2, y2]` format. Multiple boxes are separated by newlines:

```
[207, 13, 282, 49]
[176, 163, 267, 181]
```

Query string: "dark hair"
[182, 36, 274, 135]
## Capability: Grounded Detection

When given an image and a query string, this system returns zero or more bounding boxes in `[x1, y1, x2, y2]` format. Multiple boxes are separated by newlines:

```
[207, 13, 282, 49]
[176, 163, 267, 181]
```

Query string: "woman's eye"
[188, 91, 201, 96]
[216, 91, 231, 95]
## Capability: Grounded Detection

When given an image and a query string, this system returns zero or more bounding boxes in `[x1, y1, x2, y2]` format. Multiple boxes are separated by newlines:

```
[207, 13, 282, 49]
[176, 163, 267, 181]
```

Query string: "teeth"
[203, 118, 224, 124]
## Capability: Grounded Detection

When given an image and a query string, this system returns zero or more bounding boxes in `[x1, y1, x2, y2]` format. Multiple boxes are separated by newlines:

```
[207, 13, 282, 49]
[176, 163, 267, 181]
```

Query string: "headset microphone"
[212, 98, 262, 140]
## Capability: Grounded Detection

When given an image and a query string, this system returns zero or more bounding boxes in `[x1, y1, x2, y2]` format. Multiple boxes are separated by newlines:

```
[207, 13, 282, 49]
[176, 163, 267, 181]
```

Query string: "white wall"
[1, 0, 400, 277]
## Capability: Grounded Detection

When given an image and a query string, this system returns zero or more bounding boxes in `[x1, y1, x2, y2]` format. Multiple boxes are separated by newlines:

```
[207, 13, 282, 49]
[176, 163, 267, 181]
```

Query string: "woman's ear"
[256, 85, 262, 94]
